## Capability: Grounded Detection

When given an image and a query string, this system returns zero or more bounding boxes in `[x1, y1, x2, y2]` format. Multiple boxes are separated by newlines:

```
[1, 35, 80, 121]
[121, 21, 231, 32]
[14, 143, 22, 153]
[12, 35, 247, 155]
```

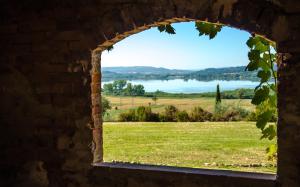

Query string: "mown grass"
[104, 96, 255, 121]
[103, 122, 276, 173]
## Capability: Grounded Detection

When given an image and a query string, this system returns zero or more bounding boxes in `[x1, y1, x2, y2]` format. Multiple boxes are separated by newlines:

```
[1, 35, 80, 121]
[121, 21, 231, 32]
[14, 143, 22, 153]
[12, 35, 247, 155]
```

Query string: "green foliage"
[113, 80, 127, 95]
[125, 83, 134, 96]
[251, 86, 270, 105]
[215, 84, 221, 104]
[213, 103, 250, 122]
[136, 106, 157, 121]
[118, 106, 159, 122]
[103, 83, 114, 95]
[245, 35, 278, 160]
[116, 102, 251, 123]
[190, 107, 212, 122]
[195, 22, 222, 39]
[175, 110, 190, 122]
[248, 101, 278, 122]
[133, 84, 145, 96]
[101, 97, 112, 117]
[157, 24, 176, 34]
[103, 80, 145, 96]
[119, 109, 136, 122]
[213, 103, 229, 121]
[161, 105, 178, 122]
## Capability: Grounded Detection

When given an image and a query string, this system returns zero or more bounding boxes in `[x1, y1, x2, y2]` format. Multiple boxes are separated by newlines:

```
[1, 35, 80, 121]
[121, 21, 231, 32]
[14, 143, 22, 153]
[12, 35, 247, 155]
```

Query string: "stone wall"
[0, 0, 300, 186]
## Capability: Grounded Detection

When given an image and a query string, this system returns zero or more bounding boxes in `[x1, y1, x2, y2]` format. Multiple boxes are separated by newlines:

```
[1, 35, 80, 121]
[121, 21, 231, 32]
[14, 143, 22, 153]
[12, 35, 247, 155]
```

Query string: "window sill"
[92, 162, 276, 187]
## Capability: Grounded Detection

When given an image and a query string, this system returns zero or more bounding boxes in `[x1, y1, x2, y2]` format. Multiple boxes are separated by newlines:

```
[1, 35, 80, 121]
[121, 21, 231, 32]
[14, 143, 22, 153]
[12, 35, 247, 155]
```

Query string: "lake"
[102, 79, 260, 93]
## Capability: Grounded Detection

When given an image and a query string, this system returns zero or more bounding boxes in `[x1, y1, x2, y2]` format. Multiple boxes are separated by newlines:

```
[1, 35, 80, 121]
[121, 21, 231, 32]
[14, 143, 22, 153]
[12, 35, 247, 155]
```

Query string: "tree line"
[103, 80, 145, 96]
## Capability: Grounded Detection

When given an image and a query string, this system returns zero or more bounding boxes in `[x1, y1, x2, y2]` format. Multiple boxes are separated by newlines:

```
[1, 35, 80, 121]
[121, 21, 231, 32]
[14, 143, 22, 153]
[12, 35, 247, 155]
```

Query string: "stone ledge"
[91, 162, 276, 187]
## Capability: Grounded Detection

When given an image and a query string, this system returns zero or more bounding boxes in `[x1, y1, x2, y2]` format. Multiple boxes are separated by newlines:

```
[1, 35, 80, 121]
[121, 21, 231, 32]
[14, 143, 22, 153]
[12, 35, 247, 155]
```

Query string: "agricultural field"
[103, 122, 276, 173]
[103, 96, 255, 121]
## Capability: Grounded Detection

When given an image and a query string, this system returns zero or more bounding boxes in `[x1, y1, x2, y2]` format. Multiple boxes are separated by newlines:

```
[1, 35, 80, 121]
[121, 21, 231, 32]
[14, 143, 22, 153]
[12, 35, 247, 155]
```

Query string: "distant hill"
[185, 66, 257, 81]
[102, 66, 193, 75]
[102, 66, 259, 81]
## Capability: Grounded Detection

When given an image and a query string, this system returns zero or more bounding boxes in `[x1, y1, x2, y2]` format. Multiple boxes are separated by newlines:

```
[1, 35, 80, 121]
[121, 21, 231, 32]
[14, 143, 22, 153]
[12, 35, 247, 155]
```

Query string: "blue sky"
[101, 22, 251, 70]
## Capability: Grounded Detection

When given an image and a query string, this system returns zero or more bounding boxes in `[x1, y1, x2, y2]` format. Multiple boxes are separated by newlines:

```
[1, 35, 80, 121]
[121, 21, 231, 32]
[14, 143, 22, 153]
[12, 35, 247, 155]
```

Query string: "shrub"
[233, 105, 250, 119]
[118, 106, 159, 122]
[163, 105, 178, 122]
[158, 113, 168, 122]
[118, 109, 136, 122]
[176, 110, 190, 122]
[213, 103, 250, 121]
[101, 97, 111, 117]
[136, 106, 159, 122]
[190, 107, 212, 122]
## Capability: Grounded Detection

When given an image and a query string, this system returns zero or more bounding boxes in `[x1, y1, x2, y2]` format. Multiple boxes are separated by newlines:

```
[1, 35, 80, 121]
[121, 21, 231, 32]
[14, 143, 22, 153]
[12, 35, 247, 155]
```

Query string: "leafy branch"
[245, 35, 277, 160]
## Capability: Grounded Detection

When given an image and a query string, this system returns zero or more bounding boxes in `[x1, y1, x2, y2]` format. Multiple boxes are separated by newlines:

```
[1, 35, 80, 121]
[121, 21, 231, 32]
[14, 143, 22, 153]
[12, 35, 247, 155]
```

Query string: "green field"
[103, 122, 276, 173]
[104, 96, 255, 121]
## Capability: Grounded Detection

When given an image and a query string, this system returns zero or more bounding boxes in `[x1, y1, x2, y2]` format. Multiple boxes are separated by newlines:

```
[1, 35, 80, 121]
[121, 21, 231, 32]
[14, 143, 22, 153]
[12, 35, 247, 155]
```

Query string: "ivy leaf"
[158, 24, 175, 34]
[106, 45, 114, 52]
[165, 24, 176, 34]
[252, 86, 270, 105]
[257, 70, 271, 83]
[255, 41, 269, 52]
[259, 37, 271, 46]
[246, 37, 260, 48]
[246, 61, 259, 71]
[248, 50, 261, 62]
[246, 50, 262, 71]
[261, 124, 276, 140]
[256, 110, 273, 130]
[195, 22, 222, 39]
[209, 29, 219, 39]
[269, 94, 277, 108]
[258, 59, 270, 71]
[157, 25, 166, 32]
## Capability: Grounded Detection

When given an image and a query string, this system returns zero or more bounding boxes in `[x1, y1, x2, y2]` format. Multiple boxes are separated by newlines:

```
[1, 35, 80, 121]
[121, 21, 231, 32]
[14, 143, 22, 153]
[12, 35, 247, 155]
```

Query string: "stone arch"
[90, 1, 284, 48]
[89, 0, 286, 164]
[86, 1, 296, 187]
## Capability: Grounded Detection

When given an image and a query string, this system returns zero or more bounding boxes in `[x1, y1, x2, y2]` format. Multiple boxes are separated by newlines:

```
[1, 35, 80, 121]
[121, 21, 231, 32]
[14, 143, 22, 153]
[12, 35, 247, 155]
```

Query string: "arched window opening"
[92, 21, 277, 174]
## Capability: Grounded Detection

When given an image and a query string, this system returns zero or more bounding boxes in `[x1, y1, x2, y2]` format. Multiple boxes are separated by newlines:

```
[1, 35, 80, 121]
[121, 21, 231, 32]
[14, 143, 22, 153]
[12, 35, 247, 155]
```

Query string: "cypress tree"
[215, 84, 221, 104]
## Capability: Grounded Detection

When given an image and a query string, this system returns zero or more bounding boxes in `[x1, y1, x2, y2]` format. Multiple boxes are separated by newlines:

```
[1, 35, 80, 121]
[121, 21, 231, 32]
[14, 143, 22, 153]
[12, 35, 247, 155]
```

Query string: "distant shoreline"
[103, 88, 255, 99]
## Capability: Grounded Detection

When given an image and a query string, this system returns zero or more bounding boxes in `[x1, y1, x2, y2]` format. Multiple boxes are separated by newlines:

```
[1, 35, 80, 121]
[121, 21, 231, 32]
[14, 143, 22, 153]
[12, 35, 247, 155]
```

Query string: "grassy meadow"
[104, 96, 255, 121]
[103, 122, 276, 173]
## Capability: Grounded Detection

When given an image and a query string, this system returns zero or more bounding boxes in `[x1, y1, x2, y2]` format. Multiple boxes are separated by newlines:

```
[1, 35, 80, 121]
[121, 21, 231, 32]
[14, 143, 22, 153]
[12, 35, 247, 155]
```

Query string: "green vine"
[245, 35, 277, 160]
